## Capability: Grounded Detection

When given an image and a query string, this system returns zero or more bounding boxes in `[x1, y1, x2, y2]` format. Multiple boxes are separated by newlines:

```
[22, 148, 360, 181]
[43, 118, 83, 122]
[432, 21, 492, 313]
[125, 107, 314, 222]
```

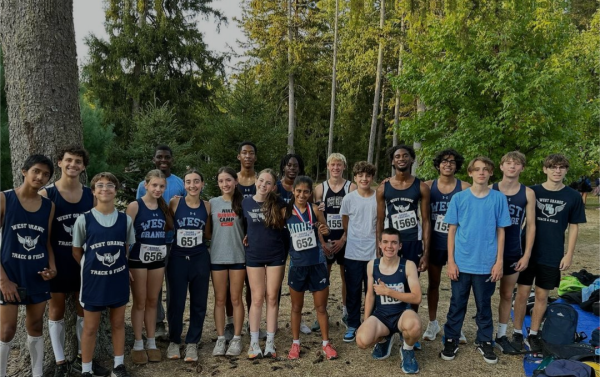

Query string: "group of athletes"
[0, 141, 586, 377]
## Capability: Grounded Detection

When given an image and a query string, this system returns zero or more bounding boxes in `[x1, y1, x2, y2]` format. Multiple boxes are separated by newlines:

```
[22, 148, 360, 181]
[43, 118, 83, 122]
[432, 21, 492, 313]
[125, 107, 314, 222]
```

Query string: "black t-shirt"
[531, 184, 586, 267]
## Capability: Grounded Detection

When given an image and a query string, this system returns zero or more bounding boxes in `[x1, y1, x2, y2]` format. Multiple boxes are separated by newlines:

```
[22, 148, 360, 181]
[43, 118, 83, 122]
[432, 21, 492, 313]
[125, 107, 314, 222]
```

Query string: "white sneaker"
[423, 321, 441, 341]
[167, 342, 180, 360]
[247, 341, 263, 359]
[226, 338, 243, 356]
[213, 338, 226, 356]
[459, 331, 468, 344]
[264, 339, 277, 358]
[300, 321, 312, 335]
[184, 343, 198, 362]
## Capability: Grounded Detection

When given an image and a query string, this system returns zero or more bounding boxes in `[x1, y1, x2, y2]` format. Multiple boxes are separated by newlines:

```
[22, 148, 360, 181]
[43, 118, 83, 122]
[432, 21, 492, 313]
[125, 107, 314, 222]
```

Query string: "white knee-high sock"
[76, 315, 84, 355]
[27, 335, 44, 377]
[49, 319, 66, 363]
[1, 339, 14, 377]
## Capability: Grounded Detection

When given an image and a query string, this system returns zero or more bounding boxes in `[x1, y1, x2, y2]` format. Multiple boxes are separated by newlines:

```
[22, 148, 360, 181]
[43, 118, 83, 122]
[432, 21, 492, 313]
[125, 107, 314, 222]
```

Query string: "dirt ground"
[110, 201, 598, 377]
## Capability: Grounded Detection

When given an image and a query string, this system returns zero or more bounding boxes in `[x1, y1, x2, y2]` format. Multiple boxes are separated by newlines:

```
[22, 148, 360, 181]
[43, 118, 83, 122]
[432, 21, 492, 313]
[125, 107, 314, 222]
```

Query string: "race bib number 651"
[176, 229, 202, 248]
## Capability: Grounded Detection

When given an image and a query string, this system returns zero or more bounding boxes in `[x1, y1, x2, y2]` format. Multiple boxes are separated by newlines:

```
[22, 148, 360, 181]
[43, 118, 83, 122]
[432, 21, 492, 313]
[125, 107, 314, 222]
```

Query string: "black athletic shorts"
[128, 259, 165, 270]
[503, 254, 522, 276]
[211, 263, 246, 271]
[0, 292, 50, 306]
[429, 248, 448, 267]
[326, 244, 346, 266]
[401, 240, 423, 265]
[288, 263, 329, 292]
[372, 309, 407, 335]
[517, 262, 560, 290]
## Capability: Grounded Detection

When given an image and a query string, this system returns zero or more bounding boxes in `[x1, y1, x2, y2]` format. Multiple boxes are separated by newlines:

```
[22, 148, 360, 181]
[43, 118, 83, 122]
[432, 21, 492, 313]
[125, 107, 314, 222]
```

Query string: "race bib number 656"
[176, 229, 202, 248]
[139, 244, 167, 263]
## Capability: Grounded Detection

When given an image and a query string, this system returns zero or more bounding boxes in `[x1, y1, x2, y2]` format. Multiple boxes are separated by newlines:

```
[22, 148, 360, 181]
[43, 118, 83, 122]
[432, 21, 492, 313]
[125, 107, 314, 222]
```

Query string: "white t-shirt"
[340, 190, 377, 261]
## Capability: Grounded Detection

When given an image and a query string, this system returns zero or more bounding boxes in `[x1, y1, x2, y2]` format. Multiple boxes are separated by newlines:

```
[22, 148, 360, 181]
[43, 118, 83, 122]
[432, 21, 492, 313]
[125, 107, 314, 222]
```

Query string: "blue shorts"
[82, 299, 129, 312]
[401, 240, 423, 265]
[0, 292, 50, 306]
[288, 263, 329, 292]
[371, 309, 408, 335]
[211, 263, 246, 271]
[429, 248, 448, 267]
[246, 258, 286, 268]
[326, 245, 346, 265]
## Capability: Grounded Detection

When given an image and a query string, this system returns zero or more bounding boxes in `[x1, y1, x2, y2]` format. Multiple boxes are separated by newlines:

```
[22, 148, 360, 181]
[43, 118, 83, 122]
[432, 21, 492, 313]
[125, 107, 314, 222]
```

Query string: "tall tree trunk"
[392, 19, 405, 177]
[131, 0, 147, 118]
[375, 80, 386, 172]
[327, 0, 339, 160]
[0, 1, 112, 375]
[367, 0, 385, 163]
[287, 0, 296, 154]
[413, 99, 425, 176]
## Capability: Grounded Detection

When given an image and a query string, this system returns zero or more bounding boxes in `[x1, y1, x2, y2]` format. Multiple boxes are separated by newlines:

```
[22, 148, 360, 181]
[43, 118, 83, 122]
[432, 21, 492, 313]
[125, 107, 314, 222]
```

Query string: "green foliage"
[80, 88, 114, 182]
[392, 1, 599, 184]
[83, 0, 225, 146]
[197, 72, 287, 197]
[119, 101, 198, 202]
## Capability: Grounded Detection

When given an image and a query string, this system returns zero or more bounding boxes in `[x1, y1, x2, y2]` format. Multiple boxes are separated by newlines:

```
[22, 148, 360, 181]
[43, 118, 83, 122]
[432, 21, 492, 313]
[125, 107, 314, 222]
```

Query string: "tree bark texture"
[287, 0, 296, 154]
[0, 0, 83, 187]
[367, 0, 385, 163]
[327, 0, 339, 159]
[0, 1, 112, 375]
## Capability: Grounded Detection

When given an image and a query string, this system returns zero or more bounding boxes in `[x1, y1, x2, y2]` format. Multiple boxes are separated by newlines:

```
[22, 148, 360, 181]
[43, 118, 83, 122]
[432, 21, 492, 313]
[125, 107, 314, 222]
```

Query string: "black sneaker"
[494, 335, 518, 355]
[71, 356, 83, 373]
[54, 362, 71, 377]
[82, 373, 93, 377]
[440, 338, 459, 361]
[476, 341, 498, 364]
[92, 361, 111, 377]
[110, 364, 130, 377]
[510, 332, 524, 352]
[525, 333, 542, 352]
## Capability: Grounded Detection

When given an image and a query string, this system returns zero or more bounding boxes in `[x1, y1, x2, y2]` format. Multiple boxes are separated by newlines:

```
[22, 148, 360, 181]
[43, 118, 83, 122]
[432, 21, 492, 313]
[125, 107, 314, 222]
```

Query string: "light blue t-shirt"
[136, 174, 185, 243]
[444, 188, 511, 274]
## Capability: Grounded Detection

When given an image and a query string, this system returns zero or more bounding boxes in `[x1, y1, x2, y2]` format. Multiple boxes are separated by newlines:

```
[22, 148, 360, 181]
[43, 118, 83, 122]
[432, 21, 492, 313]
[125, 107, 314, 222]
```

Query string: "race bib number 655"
[327, 214, 343, 230]
[176, 229, 202, 248]
[434, 215, 449, 234]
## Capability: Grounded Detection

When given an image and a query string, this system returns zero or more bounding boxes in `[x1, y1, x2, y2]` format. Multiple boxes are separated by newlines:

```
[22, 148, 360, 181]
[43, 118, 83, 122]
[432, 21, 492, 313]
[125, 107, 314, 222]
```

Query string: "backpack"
[540, 303, 596, 361]
[533, 359, 593, 377]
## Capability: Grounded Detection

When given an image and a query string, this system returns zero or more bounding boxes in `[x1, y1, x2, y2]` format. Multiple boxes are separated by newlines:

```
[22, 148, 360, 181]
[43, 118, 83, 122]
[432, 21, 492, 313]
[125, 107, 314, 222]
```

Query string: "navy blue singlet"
[170, 199, 208, 257]
[129, 198, 167, 262]
[373, 257, 410, 314]
[322, 180, 351, 242]
[383, 179, 422, 242]
[238, 183, 256, 199]
[492, 183, 527, 257]
[286, 205, 325, 267]
[276, 181, 293, 203]
[429, 179, 462, 251]
[242, 196, 286, 263]
[1, 190, 52, 295]
[81, 211, 129, 306]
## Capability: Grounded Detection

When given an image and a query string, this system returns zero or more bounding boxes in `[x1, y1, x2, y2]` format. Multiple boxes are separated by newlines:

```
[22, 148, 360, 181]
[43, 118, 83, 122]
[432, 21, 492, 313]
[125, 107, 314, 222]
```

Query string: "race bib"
[434, 214, 449, 234]
[291, 230, 317, 251]
[380, 283, 405, 305]
[327, 214, 343, 230]
[391, 211, 418, 231]
[176, 229, 203, 248]
[139, 244, 167, 263]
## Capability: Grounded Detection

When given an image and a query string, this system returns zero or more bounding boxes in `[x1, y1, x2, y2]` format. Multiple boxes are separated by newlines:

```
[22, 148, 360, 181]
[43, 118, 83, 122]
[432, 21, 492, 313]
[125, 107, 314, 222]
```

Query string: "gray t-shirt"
[73, 209, 135, 250]
[340, 190, 377, 261]
[209, 197, 245, 264]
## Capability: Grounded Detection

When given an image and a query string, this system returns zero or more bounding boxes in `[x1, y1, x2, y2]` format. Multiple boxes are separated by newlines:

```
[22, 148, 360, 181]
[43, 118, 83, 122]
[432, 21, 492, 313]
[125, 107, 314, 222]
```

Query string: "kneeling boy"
[355, 228, 422, 374]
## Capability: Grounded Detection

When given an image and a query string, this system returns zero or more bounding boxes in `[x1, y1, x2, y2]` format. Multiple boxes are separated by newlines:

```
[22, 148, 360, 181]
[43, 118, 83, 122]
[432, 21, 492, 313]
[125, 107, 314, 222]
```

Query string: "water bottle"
[326, 240, 334, 260]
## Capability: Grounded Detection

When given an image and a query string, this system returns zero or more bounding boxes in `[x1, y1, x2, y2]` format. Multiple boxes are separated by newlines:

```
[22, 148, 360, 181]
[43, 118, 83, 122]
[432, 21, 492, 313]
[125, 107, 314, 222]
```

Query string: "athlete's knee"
[145, 296, 158, 310]
[290, 301, 303, 314]
[534, 287, 549, 303]
[0, 323, 17, 342]
[355, 330, 371, 349]
[48, 304, 65, 320]
[214, 294, 227, 309]
[230, 294, 242, 308]
[111, 316, 125, 331]
[27, 317, 44, 336]
[314, 304, 327, 314]
[265, 293, 278, 308]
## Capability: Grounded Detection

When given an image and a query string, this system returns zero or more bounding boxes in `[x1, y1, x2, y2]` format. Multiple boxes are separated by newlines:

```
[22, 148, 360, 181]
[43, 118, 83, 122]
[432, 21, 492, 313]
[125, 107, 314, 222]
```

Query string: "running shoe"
[372, 334, 395, 360]
[264, 339, 277, 358]
[400, 348, 419, 374]
[322, 343, 338, 360]
[459, 331, 468, 344]
[184, 344, 198, 362]
[476, 341, 498, 364]
[155, 322, 168, 339]
[413, 341, 422, 350]
[213, 338, 226, 356]
[440, 338, 459, 361]
[525, 333, 542, 352]
[343, 327, 356, 342]
[167, 342, 180, 360]
[495, 335, 518, 355]
[311, 320, 321, 332]
[247, 341, 263, 359]
[510, 332, 524, 353]
[110, 365, 130, 377]
[288, 343, 301, 360]
[71, 356, 110, 377]
[423, 321, 441, 341]
[300, 321, 312, 334]
[341, 313, 348, 329]
[226, 338, 243, 356]
[54, 362, 70, 377]
[224, 323, 234, 342]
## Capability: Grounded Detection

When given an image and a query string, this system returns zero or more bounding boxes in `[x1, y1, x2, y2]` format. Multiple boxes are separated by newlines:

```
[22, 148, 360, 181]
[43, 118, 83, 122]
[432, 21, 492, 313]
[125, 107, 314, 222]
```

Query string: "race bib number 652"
[176, 229, 202, 248]
[292, 230, 317, 251]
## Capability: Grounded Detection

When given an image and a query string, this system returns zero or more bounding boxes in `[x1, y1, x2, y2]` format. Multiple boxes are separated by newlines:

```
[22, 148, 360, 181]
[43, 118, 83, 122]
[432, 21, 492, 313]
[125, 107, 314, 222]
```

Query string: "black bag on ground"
[533, 359, 593, 377]
[540, 303, 596, 361]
